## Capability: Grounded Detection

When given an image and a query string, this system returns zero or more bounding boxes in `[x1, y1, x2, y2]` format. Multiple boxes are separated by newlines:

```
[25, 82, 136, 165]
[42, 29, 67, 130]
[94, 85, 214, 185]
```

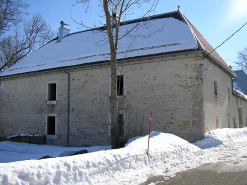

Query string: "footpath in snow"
[0, 128, 247, 185]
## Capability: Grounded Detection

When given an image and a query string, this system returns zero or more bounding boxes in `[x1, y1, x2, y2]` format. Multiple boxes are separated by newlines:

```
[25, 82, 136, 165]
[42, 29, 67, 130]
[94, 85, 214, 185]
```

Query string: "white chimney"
[112, 13, 119, 25]
[58, 21, 70, 42]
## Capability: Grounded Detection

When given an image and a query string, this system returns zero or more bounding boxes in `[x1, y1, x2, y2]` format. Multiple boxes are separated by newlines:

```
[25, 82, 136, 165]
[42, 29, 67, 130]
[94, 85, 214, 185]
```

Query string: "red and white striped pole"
[147, 111, 152, 157]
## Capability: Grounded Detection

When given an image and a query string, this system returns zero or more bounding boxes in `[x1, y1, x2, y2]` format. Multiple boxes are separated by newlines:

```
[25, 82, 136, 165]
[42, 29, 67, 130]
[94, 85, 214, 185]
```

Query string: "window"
[117, 75, 124, 96]
[48, 83, 56, 101]
[228, 87, 231, 100]
[228, 113, 231, 128]
[233, 117, 236, 128]
[47, 116, 55, 135]
[216, 116, 219, 128]
[109, 75, 125, 96]
[214, 80, 218, 96]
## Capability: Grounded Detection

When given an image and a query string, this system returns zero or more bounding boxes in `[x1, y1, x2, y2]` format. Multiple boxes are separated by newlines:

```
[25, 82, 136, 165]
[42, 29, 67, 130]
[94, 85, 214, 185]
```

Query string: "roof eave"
[0, 49, 201, 80]
[202, 50, 237, 78]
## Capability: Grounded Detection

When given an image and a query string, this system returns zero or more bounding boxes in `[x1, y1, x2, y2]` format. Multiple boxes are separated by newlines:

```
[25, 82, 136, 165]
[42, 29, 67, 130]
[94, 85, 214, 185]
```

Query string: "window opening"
[47, 116, 55, 135]
[216, 116, 219, 128]
[233, 117, 236, 128]
[228, 113, 231, 128]
[228, 87, 230, 100]
[117, 75, 124, 96]
[238, 108, 243, 128]
[214, 80, 218, 96]
[48, 83, 56, 101]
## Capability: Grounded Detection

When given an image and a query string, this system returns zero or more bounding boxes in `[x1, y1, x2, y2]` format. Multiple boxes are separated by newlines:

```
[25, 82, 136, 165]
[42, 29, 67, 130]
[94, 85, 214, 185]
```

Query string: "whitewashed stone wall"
[0, 53, 209, 146]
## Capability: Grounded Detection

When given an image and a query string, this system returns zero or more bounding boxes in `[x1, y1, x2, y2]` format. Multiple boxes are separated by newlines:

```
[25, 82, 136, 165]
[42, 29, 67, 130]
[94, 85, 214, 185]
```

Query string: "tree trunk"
[102, 0, 121, 149]
[110, 52, 120, 149]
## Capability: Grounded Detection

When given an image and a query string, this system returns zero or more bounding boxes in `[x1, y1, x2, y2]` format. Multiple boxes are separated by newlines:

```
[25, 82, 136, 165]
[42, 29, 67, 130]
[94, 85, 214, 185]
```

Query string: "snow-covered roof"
[0, 15, 199, 77]
[0, 10, 236, 78]
[233, 88, 247, 101]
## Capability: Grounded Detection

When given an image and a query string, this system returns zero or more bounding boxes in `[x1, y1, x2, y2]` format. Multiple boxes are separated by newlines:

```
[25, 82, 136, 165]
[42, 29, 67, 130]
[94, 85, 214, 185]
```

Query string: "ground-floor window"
[47, 116, 56, 135]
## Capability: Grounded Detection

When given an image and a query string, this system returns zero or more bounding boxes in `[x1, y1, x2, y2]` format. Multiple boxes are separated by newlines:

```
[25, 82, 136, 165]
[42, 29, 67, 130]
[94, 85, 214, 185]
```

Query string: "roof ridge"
[177, 9, 235, 76]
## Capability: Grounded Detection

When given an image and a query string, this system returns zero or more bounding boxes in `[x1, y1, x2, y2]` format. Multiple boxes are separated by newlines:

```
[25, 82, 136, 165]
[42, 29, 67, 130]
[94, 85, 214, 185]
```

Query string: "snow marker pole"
[205, 121, 211, 134]
[147, 111, 152, 157]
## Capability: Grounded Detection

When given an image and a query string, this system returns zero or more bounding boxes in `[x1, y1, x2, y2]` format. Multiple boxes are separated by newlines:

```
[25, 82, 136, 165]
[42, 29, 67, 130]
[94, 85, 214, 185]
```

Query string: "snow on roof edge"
[0, 48, 201, 79]
[233, 88, 247, 101]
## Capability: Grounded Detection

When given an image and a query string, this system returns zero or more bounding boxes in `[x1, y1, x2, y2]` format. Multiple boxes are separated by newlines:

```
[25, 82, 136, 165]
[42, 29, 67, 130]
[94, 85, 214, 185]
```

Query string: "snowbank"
[0, 128, 247, 185]
[0, 132, 202, 185]
[195, 128, 247, 149]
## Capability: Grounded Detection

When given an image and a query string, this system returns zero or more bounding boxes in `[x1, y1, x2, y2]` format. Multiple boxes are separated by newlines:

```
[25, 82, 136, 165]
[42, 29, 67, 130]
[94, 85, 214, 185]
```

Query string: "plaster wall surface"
[0, 53, 204, 146]
[202, 58, 247, 130]
[230, 95, 247, 128]
[202, 59, 232, 130]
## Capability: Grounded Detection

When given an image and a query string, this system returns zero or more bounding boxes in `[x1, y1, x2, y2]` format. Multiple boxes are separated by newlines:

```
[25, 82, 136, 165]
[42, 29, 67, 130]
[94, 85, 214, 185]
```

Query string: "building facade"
[0, 9, 246, 146]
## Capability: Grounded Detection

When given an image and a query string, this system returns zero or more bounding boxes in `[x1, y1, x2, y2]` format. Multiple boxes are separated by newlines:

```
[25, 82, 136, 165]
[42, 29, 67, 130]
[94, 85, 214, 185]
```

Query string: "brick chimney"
[58, 21, 70, 41]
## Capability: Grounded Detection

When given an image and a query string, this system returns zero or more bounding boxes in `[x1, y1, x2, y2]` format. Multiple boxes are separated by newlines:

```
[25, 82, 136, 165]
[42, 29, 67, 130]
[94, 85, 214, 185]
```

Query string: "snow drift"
[1, 128, 247, 185]
[0, 132, 203, 185]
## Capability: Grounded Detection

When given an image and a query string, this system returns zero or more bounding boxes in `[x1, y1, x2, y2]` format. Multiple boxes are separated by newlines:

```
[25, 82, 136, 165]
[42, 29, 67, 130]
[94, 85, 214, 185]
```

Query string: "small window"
[228, 87, 230, 100]
[117, 75, 124, 96]
[47, 116, 55, 135]
[233, 117, 236, 128]
[214, 80, 218, 96]
[228, 113, 231, 128]
[216, 116, 219, 128]
[118, 114, 124, 136]
[48, 83, 56, 101]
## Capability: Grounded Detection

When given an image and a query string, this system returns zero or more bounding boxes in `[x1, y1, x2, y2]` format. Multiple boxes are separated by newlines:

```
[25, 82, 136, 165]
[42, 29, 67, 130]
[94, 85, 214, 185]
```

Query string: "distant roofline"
[234, 69, 247, 73]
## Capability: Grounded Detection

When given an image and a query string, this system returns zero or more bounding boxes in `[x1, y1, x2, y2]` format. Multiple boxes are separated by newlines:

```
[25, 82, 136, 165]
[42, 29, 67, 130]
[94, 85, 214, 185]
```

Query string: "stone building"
[233, 70, 247, 94]
[0, 9, 246, 146]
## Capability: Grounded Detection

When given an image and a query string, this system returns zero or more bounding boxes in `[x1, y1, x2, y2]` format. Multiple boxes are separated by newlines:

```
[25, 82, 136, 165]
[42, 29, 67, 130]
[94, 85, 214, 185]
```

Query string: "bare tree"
[74, 0, 158, 149]
[235, 47, 247, 72]
[0, 14, 55, 71]
[0, 0, 28, 36]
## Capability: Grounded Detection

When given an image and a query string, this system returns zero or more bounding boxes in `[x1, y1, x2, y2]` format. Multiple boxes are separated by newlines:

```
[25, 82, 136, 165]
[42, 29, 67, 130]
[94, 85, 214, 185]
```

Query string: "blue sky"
[25, 0, 247, 68]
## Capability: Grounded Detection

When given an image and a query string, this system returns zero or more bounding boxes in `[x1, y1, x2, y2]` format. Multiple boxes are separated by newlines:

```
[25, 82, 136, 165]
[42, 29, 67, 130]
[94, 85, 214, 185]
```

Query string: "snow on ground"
[0, 141, 109, 163]
[0, 128, 247, 185]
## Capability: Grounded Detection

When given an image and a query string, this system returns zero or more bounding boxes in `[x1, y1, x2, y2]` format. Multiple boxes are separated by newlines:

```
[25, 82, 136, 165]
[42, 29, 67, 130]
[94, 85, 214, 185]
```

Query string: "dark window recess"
[48, 83, 56, 101]
[117, 75, 124, 96]
[214, 81, 218, 96]
[47, 116, 55, 135]
[233, 118, 236, 128]
[228, 87, 231, 99]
